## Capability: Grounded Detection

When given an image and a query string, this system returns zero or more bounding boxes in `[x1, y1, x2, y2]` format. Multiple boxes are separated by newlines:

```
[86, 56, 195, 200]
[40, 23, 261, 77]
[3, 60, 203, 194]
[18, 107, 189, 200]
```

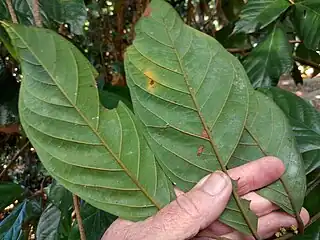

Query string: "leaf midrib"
[9, 25, 161, 210]
[158, 7, 259, 238]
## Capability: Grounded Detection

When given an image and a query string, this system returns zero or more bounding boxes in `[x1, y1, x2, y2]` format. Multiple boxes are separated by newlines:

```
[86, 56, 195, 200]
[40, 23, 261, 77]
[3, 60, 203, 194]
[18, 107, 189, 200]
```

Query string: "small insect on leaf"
[197, 146, 204, 156]
[143, 5, 152, 17]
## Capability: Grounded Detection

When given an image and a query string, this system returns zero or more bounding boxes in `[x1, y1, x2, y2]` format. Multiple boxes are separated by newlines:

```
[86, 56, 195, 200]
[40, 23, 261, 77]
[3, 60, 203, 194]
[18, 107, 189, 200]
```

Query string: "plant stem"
[32, 0, 42, 27]
[73, 194, 86, 240]
[274, 211, 320, 240]
[5, 0, 18, 24]
[0, 141, 29, 180]
[226, 47, 320, 71]
[293, 56, 320, 71]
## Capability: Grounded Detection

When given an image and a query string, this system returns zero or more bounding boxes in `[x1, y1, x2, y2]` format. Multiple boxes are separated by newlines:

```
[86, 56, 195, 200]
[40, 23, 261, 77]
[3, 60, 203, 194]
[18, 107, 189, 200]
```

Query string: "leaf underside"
[125, 0, 306, 236]
[1, 22, 174, 221]
[0, 0, 307, 237]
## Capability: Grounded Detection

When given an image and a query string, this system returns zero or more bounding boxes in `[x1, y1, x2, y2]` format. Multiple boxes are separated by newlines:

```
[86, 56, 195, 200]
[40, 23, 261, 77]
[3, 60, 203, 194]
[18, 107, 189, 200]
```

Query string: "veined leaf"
[126, 0, 252, 236]
[229, 91, 306, 219]
[233, 0, 291, 34]
[242, 25, 293, 88]
[259, 87, 320, 174]
[125, 0, 305, 236]
[1, 22, 174, 221]
[293, 0, 320, 50]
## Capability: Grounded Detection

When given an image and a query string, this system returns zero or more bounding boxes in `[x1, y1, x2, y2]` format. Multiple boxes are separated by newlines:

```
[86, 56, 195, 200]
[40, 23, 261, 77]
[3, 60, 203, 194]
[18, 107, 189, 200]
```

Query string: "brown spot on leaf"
[143, 5, 152, 17]
[197, 145, 204, 156]
[144, 70, 157, 92]
[201, 129, 209, 139]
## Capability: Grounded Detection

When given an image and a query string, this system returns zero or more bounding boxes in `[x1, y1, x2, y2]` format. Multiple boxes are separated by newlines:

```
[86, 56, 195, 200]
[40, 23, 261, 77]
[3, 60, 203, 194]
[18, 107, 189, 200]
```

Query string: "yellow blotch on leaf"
[144, 70, 157, 92]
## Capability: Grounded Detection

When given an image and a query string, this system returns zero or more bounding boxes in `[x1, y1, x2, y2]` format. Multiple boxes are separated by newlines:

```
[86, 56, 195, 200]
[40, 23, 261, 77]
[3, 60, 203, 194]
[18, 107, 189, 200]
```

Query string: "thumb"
[144, 171, 232, 240]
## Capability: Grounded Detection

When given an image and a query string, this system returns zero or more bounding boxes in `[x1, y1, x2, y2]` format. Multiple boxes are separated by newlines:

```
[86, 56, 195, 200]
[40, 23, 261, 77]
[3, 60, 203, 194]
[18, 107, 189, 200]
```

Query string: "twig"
[5, 0, 18, 24]
[288, 0, 295, 4]
[288, 40, 302, 44]
[274, 212, 320, 240]
[294, 56, 320, 71]
[0, 141, 29, 180]
[32, 0, 42, 27]
[73, 194, 86, 240]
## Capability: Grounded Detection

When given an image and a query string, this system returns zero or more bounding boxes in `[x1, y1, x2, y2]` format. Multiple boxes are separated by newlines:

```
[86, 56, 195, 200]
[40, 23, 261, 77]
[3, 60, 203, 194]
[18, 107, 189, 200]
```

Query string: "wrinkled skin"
[102, 157, 309, 240]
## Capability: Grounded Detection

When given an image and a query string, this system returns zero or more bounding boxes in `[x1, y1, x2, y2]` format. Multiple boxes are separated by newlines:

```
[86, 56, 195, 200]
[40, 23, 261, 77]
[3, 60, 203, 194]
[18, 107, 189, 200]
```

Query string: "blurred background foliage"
[1, 0, 320, 239]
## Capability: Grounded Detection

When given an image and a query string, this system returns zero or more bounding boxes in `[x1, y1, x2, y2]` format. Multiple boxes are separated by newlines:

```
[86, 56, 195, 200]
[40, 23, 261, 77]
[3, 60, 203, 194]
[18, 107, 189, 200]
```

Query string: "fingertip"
[300, 208, 310, 226]
[261, 156, 286, 176]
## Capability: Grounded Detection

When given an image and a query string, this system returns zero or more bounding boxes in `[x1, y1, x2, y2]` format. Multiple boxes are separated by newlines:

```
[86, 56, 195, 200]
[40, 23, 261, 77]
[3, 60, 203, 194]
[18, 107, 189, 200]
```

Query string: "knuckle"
[175, 193, 202, 221]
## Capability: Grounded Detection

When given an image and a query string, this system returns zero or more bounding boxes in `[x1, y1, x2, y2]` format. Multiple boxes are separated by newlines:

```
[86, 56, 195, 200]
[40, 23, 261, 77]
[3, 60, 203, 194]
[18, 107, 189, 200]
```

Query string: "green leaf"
[242, 26, 293, 88]
[37, 182, 73, 240]
[99, 85, 133, 111]
[0, 200, 41, 240]
[1, 22, 174, 221]
[0, 0, 87, 35]
[0, 182, 24, 211]
[68, 203, 116, 240]
[259, 87, 320, 174]
[46, 180, 73, 214]
[228, 91, 306, 218]
[124, 0, 305, 236]
[36, 203, 65, 240]
[293, 0, 320, 50]
[233, 0, 291, 34]
[41, 0, 87, 35]
[215, 24, 252, 49]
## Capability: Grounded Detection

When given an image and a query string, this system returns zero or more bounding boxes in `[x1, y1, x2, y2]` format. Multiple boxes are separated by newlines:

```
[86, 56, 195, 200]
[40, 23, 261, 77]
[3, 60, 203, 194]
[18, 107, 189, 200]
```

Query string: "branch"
[73, 194, 86, 240]
[293, 56, 320, 71]
[5, 0, 18, 24]
[32, 0, 42, 27]
[274, 212, 320, 240]
[226, 47, 320, 71]
[0, 141, 29, 180]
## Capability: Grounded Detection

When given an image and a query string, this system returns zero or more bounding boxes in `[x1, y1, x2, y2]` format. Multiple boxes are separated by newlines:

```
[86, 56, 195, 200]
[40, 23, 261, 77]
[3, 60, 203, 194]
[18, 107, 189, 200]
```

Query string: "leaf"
[36, 203, 65, 240]
[1, 22, 174, 221]
[259, 87, 320, 174]
[37, 182, 73, 240]
[0, 200, 41, 240]
[233, 0, 291, 34]
[124, 0, 305, 236]
[46, 180, 73, 220]
[99, 84, 133, 111]
[0, 0, 87, 35]
[293, 0, 320, 50]
[0, 182, 24, 211]
[68, 203, 116, 240]
[228, 91, 306, 218]
[41, 0, 87, 35]
[242, 25, 293, 88]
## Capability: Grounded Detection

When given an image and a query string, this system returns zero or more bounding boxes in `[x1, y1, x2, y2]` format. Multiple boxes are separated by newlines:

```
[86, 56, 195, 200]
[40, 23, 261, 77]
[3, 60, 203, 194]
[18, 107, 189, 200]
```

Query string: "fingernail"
[199, 171, 228, 196]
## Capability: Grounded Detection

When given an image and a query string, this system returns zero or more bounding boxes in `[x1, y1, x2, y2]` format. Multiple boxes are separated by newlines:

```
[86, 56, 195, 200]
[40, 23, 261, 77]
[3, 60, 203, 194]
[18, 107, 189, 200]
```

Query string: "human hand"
[101, 157, 309, 240]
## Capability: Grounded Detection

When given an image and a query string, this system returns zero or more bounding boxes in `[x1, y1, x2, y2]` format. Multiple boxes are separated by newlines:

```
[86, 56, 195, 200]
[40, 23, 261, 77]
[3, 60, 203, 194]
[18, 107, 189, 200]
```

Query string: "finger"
[227, 156, 285, 195]
[256, 208, 309, 239]
[242, 192, 279, 217]
[138, 171, 233, 240]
